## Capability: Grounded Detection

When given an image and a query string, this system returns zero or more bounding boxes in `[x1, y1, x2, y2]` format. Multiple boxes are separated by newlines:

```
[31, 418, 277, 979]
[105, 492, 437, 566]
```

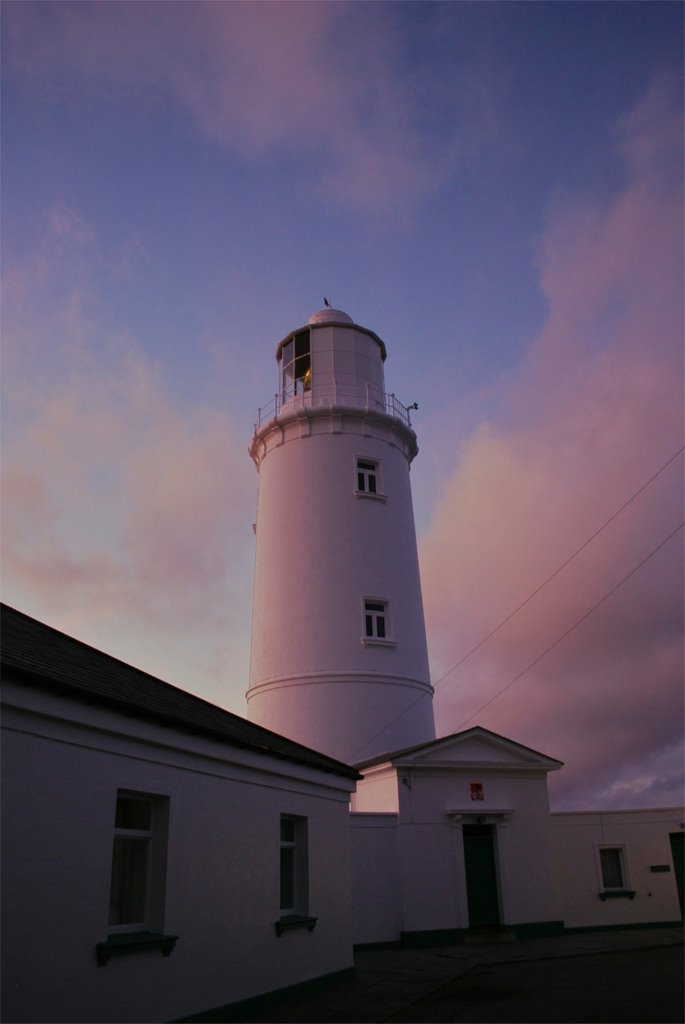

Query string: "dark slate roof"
[1, 604, 360, 781]
[354, 726, 563, 771]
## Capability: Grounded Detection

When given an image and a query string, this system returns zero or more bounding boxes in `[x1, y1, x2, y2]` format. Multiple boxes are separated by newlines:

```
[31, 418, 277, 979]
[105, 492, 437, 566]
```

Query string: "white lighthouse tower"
[246, 308, 435, 763]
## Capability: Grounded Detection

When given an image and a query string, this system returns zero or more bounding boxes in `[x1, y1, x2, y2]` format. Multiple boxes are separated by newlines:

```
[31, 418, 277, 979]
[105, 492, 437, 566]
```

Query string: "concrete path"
[385, 943, 683, 1023]
[236, 927, 683, 1024]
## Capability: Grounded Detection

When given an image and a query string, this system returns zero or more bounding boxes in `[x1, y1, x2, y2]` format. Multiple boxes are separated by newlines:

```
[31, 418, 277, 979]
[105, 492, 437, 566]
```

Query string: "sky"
[2, 1, 683, 810]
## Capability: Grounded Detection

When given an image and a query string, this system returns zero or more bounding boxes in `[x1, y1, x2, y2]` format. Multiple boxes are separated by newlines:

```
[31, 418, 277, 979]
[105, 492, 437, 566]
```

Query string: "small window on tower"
[354, 458, 385, 500]
[357, 459, 378, 494]
[364, 600, 387, 640]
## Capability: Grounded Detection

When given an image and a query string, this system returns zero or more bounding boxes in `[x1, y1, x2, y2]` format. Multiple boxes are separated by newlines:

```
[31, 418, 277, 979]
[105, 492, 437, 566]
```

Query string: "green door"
[669, 832, 684, 918]
[463, 824, 500, 927]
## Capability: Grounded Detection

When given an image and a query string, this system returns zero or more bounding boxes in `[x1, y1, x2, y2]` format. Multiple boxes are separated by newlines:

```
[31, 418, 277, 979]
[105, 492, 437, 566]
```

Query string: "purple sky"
[2, 1, 683, 808]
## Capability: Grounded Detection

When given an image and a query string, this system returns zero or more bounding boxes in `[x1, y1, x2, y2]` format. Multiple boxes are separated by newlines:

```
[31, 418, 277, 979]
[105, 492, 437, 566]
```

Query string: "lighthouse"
[246, 308, 435, 763]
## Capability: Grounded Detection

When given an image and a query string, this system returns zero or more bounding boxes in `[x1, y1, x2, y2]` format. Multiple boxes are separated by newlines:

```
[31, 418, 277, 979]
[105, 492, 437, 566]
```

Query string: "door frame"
[669, 831, 684, 919]
[461, 821, 502, 928]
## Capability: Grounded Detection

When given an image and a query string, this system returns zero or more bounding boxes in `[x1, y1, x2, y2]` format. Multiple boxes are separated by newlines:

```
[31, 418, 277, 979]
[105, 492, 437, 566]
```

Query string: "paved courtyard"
[385, 943, 684, 1023]
[211, 927, 684, 1024]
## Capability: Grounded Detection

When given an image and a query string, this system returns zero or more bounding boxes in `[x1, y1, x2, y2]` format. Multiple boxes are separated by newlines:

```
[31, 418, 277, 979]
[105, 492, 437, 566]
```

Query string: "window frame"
[599, 847, 625, 889]
[280, 330, 311, 401]
[596, 844, 635, 899]
[279, 814, 309, 917]
[362, 598, 396, 647]
[108, 790, 169, 935]
[354, 456, 385, 501]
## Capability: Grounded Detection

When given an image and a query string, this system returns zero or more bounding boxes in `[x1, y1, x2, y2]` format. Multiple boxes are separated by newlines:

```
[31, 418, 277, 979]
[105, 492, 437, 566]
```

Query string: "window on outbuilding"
[280, 815, 309, 915]
[596, 845, 635, 901]
[600, 847, 625, 889]
[108, 791, 169, 932]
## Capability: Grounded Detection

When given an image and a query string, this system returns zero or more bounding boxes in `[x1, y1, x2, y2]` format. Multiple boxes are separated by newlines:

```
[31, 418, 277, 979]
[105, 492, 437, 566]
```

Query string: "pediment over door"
[357, 726, 563, 774]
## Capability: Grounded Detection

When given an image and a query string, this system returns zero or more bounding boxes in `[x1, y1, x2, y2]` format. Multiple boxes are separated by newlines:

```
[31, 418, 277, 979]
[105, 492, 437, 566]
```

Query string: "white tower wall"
[246, 311, 435, 763]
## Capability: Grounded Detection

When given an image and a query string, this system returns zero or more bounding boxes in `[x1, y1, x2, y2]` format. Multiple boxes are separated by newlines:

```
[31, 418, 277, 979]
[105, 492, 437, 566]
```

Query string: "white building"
[351, 728, 564, 945]
[1, 605, 358, 1024]
[552, 808, 685, 930]
[1, 306, 682, 1024]
[350, 733, 683, 945]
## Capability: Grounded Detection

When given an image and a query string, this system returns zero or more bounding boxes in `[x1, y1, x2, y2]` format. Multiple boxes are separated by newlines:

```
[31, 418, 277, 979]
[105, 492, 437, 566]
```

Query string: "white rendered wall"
[350, 814, 402, 945]
[396, 769, 560, 935]
[551, 809, 684, 928]
[351, 765, 685, 940]
[350, 759, 562, 942]
[1, 680, 356, 1024]
[247, 314, 435, 763]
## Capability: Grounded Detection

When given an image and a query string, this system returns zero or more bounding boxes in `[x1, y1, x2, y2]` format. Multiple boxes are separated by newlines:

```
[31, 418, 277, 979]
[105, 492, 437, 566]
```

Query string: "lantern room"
[274, 308, 388, 415]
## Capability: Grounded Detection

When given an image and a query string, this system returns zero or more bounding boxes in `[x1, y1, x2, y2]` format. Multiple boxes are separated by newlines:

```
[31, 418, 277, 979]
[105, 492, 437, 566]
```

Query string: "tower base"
[246, 673, 435, 765]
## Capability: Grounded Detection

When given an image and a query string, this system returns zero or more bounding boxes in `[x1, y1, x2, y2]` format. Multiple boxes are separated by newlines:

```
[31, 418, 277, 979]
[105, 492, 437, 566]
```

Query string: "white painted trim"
[353, 490, 387, 502]
[594, 843, 631, 891]
[246, 672, 434, 696]
[446, 809, 512, 826]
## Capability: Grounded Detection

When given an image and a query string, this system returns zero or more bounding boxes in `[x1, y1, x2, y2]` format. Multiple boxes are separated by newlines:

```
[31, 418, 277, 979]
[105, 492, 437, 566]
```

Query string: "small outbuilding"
[350, 731, 683, 945]
[350, 728, 565, 945]
[1, 605, 359, 1024]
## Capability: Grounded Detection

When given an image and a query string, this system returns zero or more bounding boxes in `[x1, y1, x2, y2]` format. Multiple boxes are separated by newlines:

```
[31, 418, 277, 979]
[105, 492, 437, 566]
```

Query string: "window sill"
[361, 637, 397, 648]
[354, 490, 386, 502]
[96, 931, 179, 966]
[275, 915, 318, 937]
[598, 890, 636, 901]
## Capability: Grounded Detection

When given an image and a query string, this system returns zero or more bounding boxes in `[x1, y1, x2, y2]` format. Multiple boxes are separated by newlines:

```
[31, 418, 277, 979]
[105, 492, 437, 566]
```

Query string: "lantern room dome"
[308, 308, 353, 325]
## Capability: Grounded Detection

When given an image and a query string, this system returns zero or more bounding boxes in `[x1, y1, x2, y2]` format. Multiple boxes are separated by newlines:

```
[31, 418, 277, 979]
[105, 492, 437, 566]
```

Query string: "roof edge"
[1, 604, 361, 781]
[355, 725, 564, 771]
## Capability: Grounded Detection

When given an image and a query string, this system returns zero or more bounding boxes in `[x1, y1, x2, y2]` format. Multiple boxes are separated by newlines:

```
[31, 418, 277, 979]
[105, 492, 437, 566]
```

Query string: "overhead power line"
[353, 519, 683, 761]
[349, 446, 684, 761]
[456, 521, 684, 730]
[432, 445, 684, 689]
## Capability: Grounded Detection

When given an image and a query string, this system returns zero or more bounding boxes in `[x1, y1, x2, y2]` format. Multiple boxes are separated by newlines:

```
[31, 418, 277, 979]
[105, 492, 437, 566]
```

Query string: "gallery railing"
[254, 383, 415, 432]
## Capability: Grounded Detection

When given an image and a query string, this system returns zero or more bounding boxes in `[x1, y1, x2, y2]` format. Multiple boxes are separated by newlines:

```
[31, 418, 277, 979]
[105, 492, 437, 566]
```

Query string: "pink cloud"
[420, 78, 684, 809]
[1, 205, 254, 711]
